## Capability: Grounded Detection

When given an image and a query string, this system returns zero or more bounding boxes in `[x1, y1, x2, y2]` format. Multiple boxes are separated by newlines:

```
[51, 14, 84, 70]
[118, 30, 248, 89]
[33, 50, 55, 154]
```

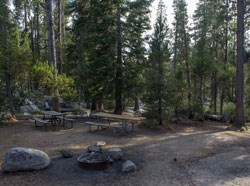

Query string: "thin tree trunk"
[58, 0, 63, 74]
[213, 71, 217, 114]
[183, 30, 192, 117]
[134, 93, 140, 111]
[235, 0, 245, 127]
[35, 1, 40, 58]
[194, 77, 197, 111]
[46, 0, 60, 112]
[46, 0, 57, 69]
[114, 3, 123, 115]
[158, 97, 163, 125]
[199, 75, 203, 114]
[220, 90, 224, 115]
[173, 19, 178, 70]
[24, 1, 28, 33]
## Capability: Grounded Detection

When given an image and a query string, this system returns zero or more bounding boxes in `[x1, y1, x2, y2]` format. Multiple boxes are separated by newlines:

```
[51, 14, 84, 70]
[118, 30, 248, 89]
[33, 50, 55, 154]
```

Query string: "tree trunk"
[220, 90, 224, 115]
[114, 3, 123, 115]
[199, 75, 203, 115]
[173, 18, 178, 70]
[158, 97, 163, 125]
[212, 71, 217, 114]
[46, 0, 57, 69]
[183, 30, 192, 118]
[134, 93, 140, 111]
[35, 1, 40, 58]
[46, 0, 60, 112]
[91, 100, 96, 111]
[24, 1, 28, 33]
[235, 0, 245, 127]
[5, 73, 15, 115]
[57, 0, 63, 74]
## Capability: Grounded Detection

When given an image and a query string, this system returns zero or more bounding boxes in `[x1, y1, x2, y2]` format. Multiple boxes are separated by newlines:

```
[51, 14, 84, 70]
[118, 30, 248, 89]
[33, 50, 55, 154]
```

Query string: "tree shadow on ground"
[0, 120, 250, 186]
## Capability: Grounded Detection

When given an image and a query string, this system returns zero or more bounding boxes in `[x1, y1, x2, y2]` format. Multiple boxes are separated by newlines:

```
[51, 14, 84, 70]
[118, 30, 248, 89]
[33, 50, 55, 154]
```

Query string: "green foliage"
[223, 102, 235, 117]
[32, 61, 75, 99]
[240, 125, 248, 132]
[244, 107, 250, 121]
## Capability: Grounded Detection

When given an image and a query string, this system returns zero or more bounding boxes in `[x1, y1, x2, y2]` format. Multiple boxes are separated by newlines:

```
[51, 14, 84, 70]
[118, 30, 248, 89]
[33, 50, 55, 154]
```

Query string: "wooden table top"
[92, 112, 145, 121]
[42, 111, 65, 116]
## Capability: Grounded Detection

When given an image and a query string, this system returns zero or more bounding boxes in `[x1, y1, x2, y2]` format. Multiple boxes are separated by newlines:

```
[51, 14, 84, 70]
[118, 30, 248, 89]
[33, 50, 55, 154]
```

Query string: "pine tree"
[120, 0, 152, 111]
[146, 0, 170, 125]
[192, 0, 214, 117]
[172, 0, 192, 117]
[0, 0, 15, 115]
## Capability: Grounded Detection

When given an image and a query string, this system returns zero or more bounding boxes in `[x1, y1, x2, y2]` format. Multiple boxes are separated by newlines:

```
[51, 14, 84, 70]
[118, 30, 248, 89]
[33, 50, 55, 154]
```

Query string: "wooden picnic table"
[34, 111, 73, 131]
[91, 112, 145, 132]
[42, 111, 66, 126]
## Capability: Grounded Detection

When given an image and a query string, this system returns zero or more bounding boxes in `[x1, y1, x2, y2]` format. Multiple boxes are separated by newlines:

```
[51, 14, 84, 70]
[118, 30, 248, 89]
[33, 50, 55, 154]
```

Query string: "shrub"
[223, 102, 235, 117]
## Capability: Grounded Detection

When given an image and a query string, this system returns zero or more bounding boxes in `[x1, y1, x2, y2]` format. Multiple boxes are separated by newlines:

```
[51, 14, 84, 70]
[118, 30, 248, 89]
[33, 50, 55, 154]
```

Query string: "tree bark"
[183, 30, 192, 118]
[35, 1, 40, 58]
[134, 93, 140, 111]
[57, 0, 63, 74]
[46, 0, 57, 69]
[46, 0, 60, 112]
[220, 90, 224, 115]
[235, 0, 245, 127]
[212, 70, 217, 114]
[114, 3, 123, 115]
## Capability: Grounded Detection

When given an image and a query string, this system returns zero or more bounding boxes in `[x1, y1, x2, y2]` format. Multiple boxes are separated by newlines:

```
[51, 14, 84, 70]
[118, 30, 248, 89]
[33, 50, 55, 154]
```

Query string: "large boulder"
[1, 147, 50, 172]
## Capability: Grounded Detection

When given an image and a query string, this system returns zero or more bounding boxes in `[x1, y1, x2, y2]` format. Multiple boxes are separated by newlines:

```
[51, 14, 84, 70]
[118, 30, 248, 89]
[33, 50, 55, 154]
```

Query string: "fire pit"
[77, 152, 110, 171]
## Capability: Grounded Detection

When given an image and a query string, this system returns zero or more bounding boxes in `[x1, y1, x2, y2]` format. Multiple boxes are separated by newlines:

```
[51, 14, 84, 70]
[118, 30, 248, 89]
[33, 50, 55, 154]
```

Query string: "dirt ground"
[1, 119, 250, 186]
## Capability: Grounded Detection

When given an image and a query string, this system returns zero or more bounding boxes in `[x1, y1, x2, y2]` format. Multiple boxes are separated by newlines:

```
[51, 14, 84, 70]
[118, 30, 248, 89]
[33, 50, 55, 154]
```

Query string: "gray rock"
[122, 160, 137, 172]
[20, 105, 33, 113]
[60, 150, 74, 158]
[1, 147, 50, 172]
[107, 148, 123, 160]
[87, 146, 102, 153]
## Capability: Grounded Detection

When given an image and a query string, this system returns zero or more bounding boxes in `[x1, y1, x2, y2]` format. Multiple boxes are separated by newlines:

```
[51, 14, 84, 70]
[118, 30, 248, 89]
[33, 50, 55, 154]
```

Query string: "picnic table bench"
[57, 116, 74, 129]
[85, 121, 122, 135]
[33, 117, 50, 131]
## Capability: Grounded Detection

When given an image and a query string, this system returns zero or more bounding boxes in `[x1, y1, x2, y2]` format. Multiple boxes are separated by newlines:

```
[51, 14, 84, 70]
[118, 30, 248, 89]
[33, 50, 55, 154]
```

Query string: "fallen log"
[204, 114, 222, 122]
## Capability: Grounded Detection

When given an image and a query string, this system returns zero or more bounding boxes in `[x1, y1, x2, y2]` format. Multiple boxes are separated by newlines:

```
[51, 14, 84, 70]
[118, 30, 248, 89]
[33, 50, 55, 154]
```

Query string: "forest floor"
[1, 118, 250, 186]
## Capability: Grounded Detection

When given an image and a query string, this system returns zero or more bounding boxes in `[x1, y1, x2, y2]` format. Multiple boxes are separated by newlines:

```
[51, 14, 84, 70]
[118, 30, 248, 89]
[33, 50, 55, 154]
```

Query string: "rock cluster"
[84, 144, 137, 172]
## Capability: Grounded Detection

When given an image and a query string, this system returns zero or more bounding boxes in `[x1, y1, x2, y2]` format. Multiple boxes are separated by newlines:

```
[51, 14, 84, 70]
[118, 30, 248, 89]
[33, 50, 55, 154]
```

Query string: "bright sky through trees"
[150, 0, 198, 27]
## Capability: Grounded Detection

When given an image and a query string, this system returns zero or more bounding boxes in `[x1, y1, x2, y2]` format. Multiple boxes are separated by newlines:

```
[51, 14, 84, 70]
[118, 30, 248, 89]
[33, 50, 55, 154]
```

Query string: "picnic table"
[33, 111, 73, 131]
[87, 112, 145, 135]
[42, 111, 66, 126]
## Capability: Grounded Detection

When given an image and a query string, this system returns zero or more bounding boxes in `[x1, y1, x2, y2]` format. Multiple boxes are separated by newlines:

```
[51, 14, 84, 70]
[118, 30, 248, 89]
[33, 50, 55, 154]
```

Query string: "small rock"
[1, 147, 50, 172]
[107, 148, 123, 160]
[87, 146, 102, 153]
[96, 141, 106, 147]
[122, 160, 136, 172]
[60, 150, 74, 158]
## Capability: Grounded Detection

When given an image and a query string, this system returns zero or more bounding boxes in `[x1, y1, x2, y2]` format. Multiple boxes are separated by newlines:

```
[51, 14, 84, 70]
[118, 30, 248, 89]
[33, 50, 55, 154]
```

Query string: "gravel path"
[1, 120, 250, 186]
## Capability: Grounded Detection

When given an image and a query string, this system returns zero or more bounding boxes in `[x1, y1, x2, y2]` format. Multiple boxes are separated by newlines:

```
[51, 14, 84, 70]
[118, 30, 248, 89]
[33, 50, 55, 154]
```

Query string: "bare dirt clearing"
[1, 120, 250, 186]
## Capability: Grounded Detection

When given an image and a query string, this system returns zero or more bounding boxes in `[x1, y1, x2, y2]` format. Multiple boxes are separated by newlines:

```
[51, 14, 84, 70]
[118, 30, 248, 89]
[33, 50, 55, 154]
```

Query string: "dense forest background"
[0, 0, 249, 127]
